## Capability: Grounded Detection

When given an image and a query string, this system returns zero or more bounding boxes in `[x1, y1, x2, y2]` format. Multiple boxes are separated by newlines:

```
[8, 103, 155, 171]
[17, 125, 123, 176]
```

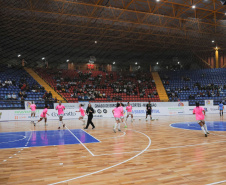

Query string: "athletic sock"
[201, 126, 207, 134]
[203, 124, 208, 132]
[124, 122, 127, 126]
[59, 121, 61, 127]
[114, 123, 117, 129]
[118, 123, 120, 129]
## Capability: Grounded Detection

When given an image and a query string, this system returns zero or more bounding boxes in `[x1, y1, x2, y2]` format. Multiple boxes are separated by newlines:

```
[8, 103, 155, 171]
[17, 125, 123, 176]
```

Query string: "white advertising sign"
[205, 100, 213, 106]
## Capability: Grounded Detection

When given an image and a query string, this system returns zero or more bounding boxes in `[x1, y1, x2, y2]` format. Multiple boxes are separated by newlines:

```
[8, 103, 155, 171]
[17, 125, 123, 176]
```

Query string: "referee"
[146, 101, 152, 121]
[84, 103, 95, 129]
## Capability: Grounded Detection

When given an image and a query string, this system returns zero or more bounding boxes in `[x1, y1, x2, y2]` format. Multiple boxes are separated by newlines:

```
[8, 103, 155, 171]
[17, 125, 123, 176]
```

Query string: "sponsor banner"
[0, 109, 79, 121]
[54, 103, 77, 109]
[88, 101, 188, 109]
[205, 100, 213, 106]
[25, 101, 33, 110]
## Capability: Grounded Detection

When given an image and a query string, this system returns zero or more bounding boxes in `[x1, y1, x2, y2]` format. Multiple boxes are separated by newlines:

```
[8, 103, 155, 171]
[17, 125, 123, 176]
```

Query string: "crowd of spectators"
[162, 73, 226, 101]
[0, 74, 50, 108]
[50, 70, 158, 101]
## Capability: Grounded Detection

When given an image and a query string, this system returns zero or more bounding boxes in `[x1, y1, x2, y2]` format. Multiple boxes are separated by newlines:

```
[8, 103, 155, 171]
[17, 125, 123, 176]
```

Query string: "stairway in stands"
[24, 68, 64, 102]
[152, 72, 169, 101]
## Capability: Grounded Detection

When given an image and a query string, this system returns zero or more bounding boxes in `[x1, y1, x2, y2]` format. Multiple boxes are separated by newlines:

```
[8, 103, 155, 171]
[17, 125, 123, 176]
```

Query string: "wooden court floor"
[0, 114, 226, 185]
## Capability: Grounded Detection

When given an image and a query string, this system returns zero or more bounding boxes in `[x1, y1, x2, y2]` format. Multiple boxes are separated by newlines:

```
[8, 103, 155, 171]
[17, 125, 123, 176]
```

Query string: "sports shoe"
[84, 127, 88, 129]
[124, 126, 127, 128]
[34, 122, 36, 126]
[113, 129, 116, 133]
[63, 124, 65, 128]
[92, 127, 95, 129]
[58, 127, 60, 129]
[118, 129, 121, 132]
[205, 134, 208, 137]
[207, 132, 210, 134]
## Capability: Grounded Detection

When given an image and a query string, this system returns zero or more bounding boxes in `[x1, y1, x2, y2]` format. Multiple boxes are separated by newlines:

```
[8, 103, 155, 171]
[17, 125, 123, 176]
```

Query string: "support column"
[215, 47, 219, 68]
[129, 65, 132, 72]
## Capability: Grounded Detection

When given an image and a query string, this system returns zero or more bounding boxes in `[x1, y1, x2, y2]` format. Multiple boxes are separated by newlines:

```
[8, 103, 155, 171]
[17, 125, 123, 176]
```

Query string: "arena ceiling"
[0, 0, 226, 64]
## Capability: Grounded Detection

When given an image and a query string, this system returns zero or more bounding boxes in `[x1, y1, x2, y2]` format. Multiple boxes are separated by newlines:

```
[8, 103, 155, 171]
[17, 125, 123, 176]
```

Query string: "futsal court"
[1, 114, 226, 185]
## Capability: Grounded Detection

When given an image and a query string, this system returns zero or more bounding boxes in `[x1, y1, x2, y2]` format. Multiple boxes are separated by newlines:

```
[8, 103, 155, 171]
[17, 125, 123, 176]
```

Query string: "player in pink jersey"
[76, 104, 86, 125]
[112, 103, 122, 133]
[193, 102, 209, 137]
[35, 105, 49, 126]
[126, 102, 135, 122]
[119, 103, 127, 128]
[56, 101, 66, 129]
[30, 101, 36, 123]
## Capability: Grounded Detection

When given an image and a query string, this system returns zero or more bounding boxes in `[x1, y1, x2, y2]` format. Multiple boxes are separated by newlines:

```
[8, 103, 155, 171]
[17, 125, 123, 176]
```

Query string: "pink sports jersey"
[79, 107, 85, 116]
[30, 104, 36, 111]
[40, 108, 48, 118]
[126, 105, 132, 112]
[113, 107, 121, 118]
[119, 106, 124, 117]
[56, 105, 65, 115]
[193, 106, 205, 120]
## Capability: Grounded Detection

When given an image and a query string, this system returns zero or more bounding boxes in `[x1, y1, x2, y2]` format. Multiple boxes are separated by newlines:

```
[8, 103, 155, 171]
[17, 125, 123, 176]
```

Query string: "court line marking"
[82, 129, 101, 142]
[48, 130, 151, 185]
[0, 135, 26, 144]
[65, 126, 95, 156]
[93, 139, 226, 156]
[206, 180, 226, 185]
[0, 128, 33, 164]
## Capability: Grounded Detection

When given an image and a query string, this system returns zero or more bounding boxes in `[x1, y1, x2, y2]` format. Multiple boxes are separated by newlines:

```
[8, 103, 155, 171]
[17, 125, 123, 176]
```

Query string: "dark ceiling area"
[0, 0, 226, 65]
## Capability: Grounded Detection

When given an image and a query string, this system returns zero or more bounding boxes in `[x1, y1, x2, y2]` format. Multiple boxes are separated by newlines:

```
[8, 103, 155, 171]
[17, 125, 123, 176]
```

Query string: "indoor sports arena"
[0, 0, 226, 184]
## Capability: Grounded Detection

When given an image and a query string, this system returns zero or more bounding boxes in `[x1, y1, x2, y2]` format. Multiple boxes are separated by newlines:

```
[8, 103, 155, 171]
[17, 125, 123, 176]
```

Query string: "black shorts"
[146, 110, 152, 115]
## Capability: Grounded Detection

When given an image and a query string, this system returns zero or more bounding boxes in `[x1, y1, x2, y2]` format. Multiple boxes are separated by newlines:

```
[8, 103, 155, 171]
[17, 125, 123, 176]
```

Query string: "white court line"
[94, 139, 226, 156]
[82, 129, 101, 142]
[48, 130, 151, 185]
[65, 126, 95, 156]
[206, 180, 226, 185]
[0, 135, 26, 144]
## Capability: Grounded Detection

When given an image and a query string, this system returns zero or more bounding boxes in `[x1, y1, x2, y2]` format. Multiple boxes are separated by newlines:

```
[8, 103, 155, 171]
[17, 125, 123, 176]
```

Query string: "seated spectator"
[22, 91, 27, 98]
[54, 97, 58, 103]
[18, 91, 22, 97]
[21, 83, 27, 91]
[12, 93, 17, 100]
[7, 93, 12, 100]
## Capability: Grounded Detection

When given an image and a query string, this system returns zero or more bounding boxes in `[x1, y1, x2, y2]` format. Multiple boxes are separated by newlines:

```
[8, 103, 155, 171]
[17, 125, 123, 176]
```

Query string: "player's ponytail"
[116, 102, 120, 107]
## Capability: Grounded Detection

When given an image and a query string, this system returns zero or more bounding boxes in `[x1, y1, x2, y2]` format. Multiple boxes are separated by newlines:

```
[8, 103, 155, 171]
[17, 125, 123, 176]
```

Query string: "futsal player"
[30, 101, 36, 123]
[193, 102, 209, 137]
[112, 103, 121, 133]
[76, 104, 86, 125]
[126, 102, 134, 122]
[84, 104, 95, 129]
[35, 105, 49, 126]
[119, 103, 127, 128]
[146, 101, 152, 121]
[218, 102, 224, 116]
[56, 101, 66, 129]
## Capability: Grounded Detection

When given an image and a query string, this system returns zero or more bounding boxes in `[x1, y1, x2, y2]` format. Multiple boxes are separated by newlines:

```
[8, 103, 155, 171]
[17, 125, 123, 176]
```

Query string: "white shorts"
[127, 112, 132, 116]
[58, 114, 64, 117]
[198, 120, 205, 123]
[115, 117, 120, 121]
[31, 111, 36, 114]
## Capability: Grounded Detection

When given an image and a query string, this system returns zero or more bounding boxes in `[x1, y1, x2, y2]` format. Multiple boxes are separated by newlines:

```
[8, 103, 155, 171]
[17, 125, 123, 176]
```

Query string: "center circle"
[171, 121, 226, 131]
